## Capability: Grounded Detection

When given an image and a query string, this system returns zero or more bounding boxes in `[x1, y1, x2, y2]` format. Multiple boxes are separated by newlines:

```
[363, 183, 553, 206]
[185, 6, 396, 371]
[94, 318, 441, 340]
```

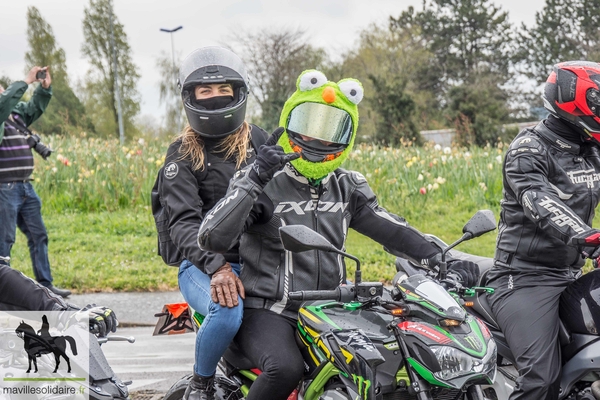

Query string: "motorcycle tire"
[465, 385, 485, 400]
[163, 374, 192, 400]
[162, 373, 243, 400]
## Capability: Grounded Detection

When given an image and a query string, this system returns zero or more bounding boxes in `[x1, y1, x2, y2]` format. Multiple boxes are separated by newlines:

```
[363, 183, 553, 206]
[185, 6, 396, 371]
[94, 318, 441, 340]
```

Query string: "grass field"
[8, 135, 513, 292]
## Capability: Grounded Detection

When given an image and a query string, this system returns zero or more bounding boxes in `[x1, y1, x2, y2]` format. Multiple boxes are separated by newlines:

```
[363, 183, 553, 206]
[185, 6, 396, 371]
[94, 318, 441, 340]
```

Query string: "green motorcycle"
[162, 211, 497, 400]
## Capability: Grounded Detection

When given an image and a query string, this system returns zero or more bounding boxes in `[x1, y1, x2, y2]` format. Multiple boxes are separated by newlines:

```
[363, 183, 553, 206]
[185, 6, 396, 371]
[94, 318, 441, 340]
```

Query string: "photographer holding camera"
[0, 66, 70, 298]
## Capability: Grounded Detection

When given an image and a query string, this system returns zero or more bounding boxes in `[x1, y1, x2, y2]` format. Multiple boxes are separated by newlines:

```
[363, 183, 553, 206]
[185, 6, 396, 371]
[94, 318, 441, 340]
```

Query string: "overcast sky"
[1, 0, 546, 126]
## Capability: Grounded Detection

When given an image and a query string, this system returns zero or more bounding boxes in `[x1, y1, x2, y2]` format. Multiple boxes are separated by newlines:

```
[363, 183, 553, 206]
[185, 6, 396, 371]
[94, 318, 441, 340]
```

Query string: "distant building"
[420, 122, 539, 146]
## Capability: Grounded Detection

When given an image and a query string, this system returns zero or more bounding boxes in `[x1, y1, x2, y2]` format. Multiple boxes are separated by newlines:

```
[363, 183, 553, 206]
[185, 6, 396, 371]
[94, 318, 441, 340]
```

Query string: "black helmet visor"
[286, 102, 353, 145]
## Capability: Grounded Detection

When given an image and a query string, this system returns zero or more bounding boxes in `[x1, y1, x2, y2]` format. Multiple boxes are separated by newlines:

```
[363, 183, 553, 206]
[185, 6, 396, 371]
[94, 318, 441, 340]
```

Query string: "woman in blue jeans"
[157, 47, 267, 400]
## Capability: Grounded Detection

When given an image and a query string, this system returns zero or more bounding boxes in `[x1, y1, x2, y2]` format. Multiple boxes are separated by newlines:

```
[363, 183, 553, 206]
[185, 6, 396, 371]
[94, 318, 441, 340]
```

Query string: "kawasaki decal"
[398, 322, 452, 344]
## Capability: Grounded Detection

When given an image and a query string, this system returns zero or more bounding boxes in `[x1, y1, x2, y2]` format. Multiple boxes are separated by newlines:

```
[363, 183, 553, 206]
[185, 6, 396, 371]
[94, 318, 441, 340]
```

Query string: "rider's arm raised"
[198, 165, 266, 254]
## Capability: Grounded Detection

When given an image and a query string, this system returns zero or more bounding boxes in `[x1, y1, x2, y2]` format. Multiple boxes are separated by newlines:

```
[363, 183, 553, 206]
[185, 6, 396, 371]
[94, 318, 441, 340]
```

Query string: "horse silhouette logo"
[15, 315, 78, 373]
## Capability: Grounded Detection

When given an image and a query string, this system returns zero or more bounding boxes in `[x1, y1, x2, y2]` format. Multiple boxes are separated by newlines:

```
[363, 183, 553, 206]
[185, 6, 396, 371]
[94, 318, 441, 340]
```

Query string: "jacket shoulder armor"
[507, 132, 545, 157]
[336, 168, 367, 186]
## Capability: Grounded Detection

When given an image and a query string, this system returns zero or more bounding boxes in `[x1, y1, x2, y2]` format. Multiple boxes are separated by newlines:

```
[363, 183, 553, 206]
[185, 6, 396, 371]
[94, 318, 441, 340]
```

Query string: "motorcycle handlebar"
[288, 286, 355, 302]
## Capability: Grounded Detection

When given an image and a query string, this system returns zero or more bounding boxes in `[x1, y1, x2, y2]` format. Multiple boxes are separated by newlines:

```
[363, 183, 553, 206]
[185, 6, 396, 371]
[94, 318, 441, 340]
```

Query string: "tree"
[392, 0, 516, 146]
[81, 0, 140, 139]
[519, 0, 600, 84]
[25, 6, 94, 135]
[393, 0, 514, 85]
[156, 51, 184, 135]
[447, 76, 510, 146]
[231, 28, 327, 131]
[336, 21, 442, 143]
[0, 76, 11, 89]
[368, 74, 421, 145]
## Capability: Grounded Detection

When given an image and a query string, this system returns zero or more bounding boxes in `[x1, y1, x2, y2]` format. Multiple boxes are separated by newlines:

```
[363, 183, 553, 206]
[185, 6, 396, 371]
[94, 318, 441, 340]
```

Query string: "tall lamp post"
[160, 26, 183, 131]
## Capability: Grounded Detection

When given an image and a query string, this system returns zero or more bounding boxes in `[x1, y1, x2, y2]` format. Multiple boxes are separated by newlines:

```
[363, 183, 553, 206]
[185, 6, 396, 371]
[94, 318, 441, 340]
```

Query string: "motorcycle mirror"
[392, 271, 408, 287]
[279, 225, 337, 253]
[462, 210, 497, 239]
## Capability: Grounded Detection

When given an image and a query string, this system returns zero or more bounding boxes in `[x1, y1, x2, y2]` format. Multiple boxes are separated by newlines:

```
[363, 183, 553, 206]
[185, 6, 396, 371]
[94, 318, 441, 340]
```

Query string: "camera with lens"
[26, 133, 53, 160]
[36, 69, 46, 80]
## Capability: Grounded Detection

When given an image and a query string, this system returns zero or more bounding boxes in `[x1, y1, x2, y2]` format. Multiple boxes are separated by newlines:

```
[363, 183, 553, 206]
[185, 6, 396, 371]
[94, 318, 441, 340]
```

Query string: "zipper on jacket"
[313, 184, 322, 289]
[575, 152, 595, 266]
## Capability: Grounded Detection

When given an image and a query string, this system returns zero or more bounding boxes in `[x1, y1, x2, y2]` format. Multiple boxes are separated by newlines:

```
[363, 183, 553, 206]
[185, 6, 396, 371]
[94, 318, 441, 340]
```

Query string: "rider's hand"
[66, 304, 118, 337]
[447, 259, 480, 288]
[81, 304, 118, 337]
[248, 127, 300, 187]
[210, 263, 245, 308]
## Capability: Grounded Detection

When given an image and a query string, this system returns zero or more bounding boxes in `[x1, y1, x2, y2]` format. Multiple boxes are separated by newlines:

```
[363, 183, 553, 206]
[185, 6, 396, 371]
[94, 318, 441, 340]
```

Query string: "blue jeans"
[0, 181, 53, 286]
[178, 260, 243, 377]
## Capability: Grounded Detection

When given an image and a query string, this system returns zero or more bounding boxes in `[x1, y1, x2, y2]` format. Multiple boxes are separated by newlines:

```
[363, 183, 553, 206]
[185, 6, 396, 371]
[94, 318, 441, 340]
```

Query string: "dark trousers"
[487, 265, 577, 400]
[0, 181, 53, 286]
[234, 308, 304, 400]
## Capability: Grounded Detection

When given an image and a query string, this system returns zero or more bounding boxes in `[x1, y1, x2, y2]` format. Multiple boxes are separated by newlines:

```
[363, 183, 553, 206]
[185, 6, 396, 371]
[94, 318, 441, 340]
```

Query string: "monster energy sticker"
[464, 335, 482, 351]
[352, 374, 371, 399]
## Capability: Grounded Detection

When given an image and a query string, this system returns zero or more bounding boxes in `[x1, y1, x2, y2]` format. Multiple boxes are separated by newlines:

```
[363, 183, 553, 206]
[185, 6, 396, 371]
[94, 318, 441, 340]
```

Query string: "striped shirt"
[0, 115, 34, 182]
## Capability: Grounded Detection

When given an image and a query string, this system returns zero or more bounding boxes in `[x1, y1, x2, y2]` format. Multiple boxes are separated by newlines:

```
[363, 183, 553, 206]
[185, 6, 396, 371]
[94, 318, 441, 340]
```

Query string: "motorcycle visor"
[286, 102, 353, 145]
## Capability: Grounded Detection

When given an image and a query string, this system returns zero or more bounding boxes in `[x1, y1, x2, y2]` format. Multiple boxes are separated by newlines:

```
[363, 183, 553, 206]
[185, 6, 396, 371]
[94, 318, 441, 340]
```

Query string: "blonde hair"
[176, 122, 252, 171]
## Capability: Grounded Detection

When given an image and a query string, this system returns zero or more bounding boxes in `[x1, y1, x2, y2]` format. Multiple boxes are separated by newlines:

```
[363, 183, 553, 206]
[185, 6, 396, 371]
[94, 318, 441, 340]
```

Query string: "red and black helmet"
[543, 61, 600, 144]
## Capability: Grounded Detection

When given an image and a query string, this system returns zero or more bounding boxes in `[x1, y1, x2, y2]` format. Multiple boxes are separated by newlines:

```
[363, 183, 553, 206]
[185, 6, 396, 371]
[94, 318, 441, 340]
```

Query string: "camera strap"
[4, 116, 34, 137]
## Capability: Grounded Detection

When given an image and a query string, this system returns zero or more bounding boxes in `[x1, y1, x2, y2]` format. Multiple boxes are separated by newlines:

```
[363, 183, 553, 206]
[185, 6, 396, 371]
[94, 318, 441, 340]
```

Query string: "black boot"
[183, 373, 216, 400]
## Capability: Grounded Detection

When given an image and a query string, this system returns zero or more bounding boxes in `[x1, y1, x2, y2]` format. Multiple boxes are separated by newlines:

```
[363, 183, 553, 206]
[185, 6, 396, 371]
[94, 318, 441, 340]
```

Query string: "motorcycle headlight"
[431, 340, 497, 381]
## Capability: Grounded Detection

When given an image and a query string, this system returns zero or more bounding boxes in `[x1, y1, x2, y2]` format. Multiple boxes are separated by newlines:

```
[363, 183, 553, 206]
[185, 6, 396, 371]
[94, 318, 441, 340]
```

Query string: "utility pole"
[109, 3, 125, 144]
[160, 26, 183, 132]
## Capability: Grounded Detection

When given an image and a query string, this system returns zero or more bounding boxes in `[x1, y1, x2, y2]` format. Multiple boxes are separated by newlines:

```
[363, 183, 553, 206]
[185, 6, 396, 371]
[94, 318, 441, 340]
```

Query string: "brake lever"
[461, 287, 495, 296]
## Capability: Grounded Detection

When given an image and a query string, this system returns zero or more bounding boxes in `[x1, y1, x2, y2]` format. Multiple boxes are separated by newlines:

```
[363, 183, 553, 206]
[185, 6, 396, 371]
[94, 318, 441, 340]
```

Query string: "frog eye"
[338, 80, 364, 105]
[299, 71, 328, 91]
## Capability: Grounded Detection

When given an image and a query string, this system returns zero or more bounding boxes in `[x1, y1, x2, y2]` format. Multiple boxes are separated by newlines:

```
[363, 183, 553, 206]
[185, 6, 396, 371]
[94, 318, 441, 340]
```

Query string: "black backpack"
[151, 128, 268, 266]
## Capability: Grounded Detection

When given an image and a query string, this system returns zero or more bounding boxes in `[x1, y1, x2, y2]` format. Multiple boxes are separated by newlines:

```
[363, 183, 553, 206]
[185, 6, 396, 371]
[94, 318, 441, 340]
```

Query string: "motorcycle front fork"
[394, 334, 435, 400]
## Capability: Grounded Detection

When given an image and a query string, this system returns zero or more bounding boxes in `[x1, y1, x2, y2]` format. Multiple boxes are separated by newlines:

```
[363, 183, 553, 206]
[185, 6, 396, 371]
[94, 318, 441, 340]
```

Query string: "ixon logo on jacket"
[274, 201, 348, 215]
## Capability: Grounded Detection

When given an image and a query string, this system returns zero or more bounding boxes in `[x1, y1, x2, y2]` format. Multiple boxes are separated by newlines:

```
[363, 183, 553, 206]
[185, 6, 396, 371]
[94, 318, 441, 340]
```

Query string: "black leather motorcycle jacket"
[199, 165, 442, 317]
[496, 119, 600, 269]
[0, 265, 67, 311]
[158, 125, 267, 274]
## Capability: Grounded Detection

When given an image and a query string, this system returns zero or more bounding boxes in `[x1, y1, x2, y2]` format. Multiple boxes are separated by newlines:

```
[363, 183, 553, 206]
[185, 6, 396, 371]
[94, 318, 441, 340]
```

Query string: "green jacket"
[0, 81, 52, 141]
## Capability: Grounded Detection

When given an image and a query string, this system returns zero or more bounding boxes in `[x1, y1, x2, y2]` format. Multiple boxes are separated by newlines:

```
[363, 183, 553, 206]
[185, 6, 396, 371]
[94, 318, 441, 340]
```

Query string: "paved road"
[69, 292, 195, 399]
[101, 326, 194, 398]
[69, 291, 186, 327]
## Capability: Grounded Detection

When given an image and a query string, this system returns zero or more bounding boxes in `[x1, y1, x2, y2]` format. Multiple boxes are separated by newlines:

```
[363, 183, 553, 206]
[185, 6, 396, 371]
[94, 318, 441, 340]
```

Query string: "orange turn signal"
[391, 306, 410, 316]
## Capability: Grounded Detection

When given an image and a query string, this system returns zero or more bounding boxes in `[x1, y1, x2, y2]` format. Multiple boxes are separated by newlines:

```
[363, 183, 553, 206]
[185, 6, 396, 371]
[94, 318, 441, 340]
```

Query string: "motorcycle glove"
[569, 229, 600, 260]
[68, 304, 118, 337]
[248, 127, 300, 187]
[447, 259, 480, 288]
[210, 263, 245, 308]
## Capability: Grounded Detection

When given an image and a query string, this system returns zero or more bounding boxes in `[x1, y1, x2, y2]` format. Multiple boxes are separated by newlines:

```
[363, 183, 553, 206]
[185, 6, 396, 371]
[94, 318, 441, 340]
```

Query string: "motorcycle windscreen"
[406, 276, 466, 320]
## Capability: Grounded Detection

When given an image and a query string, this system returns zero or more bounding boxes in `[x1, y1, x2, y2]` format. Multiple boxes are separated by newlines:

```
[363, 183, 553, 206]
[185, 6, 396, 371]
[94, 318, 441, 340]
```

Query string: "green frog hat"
[278, 70, 364, 180]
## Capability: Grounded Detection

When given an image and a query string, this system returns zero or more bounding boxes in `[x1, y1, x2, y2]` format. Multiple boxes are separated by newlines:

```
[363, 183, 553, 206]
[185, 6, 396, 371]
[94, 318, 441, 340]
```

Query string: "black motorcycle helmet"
[543, 61, 600, 145]
[560, 269, 600, 335]
[179, 46, 249, 139]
